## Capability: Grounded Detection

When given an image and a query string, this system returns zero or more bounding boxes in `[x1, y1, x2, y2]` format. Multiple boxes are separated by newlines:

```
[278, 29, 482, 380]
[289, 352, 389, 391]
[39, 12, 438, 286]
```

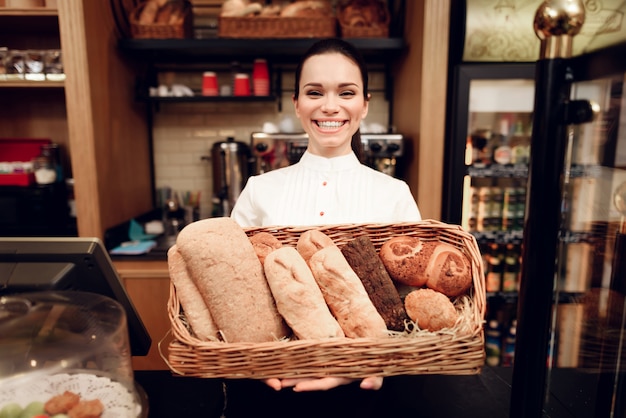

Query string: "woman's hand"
[263, 376, 383, 392]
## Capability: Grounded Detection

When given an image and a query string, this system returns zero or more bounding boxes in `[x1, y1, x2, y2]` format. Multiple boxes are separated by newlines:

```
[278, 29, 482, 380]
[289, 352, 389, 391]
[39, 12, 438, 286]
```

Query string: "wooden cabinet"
[1, 2, 154, 240]
[114, 260, 171, 370]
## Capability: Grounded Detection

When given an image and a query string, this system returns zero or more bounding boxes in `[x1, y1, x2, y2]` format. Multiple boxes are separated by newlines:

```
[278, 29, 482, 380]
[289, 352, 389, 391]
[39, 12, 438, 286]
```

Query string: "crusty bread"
[424, 242, 472, 297]
[341, 235, 409, 332]
[264, 246, 344, 340]
[296, 229, 337, 263]
[168, 245, 219, 341]
[249, 231, 282, 265]
[404, 288, 458, 331]
[308, 246, 388, 338]
[280, 0, 331, 17]
[379, 236, 429, 287]
[176, 217, 289, 343]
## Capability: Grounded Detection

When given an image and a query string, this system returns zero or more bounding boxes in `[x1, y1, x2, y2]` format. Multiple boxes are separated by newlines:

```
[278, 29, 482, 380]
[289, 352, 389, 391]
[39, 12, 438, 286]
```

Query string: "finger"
[263, 378, 283, 391]
[292, 377, 353, 392]
[279, 377, 315, 388]
[360, 376, 384, 390]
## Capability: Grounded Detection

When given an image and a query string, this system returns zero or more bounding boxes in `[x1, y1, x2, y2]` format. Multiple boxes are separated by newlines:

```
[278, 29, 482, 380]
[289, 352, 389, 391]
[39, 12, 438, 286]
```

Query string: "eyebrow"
[303, 82, 360, 89]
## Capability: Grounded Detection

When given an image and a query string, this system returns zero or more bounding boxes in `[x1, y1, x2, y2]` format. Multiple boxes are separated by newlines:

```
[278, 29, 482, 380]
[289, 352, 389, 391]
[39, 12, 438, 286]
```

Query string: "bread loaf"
[138, 0, 159, 24]
[167, 245, 219, 341]
[404, 288, 458, 331]
[423, 242, 472, 297]
[264, 246, 344, 340]
[249, 231, 282, 265]
[296, 229, 336, 263]
[280, 0, 331, 17]
[341, 235, 409, 332]
[308, 246, 388, 338]
[379, 236, 429, 287]
[176, 218, 289, 343]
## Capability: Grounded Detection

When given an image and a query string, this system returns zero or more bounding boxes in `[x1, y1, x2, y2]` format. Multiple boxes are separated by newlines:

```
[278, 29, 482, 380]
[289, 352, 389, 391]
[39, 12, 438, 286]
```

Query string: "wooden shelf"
[0, 7, 57, 16]
[0, 79, 64, 87]
[118, 37, 406, 64]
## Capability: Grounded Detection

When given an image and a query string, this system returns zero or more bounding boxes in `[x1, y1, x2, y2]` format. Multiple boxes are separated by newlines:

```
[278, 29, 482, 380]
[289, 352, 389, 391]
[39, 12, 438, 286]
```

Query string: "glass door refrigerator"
[510, 38, 626, 418]
[443, 62, 536, 367]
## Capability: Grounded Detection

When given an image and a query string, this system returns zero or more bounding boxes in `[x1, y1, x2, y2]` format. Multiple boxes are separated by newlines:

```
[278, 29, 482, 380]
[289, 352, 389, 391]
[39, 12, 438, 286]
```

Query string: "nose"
[321, 94, 340, 113]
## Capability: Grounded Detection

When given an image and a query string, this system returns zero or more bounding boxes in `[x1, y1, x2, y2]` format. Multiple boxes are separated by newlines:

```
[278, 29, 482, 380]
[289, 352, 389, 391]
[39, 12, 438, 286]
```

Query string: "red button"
[322, 181, 327, 186]
[319, 211, 324, 216]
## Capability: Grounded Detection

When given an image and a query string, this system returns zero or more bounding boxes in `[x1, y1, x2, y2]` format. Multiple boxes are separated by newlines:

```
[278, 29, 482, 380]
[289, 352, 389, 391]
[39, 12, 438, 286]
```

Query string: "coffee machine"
[250, 132, 406, 178]
[210, 137, 253, 216]
[360, 133, 405, 178]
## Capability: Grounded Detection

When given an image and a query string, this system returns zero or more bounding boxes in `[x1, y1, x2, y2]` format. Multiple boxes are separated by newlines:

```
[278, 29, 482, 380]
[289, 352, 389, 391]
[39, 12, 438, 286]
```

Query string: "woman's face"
[293, 52, 369, 158]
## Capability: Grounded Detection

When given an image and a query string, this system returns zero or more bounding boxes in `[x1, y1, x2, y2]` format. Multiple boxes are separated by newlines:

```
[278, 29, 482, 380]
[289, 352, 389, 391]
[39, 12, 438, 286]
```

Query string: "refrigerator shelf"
[467, 164, 528, 178]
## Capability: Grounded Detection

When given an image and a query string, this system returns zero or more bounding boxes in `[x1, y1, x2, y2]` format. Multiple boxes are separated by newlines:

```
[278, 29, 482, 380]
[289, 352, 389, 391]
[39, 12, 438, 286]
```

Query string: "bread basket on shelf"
[129, 0, 193, 39]
[165, 220, 486, 379]
[338, 0, 390, 38]
[218, 15, 337, 39]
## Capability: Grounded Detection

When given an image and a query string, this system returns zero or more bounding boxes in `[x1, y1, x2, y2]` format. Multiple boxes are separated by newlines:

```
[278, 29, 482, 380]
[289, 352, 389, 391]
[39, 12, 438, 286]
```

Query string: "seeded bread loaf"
[175, 217, 289, 343]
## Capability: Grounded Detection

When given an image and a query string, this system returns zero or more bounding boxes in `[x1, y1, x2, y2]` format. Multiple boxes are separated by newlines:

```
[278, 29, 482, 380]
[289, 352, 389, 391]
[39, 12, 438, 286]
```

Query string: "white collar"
[299, 151, 361, 171]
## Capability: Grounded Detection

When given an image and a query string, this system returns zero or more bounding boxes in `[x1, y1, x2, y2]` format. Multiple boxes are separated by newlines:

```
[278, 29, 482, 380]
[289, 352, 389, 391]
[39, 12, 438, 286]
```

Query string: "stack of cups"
[252, 58, 270, 96]
[202, 71, 218, 96]
[233, 73, 251, 96]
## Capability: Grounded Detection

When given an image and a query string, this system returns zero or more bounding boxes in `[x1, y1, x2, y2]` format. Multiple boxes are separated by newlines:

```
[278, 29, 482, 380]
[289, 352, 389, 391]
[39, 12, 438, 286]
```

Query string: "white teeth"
[317, 121, 343, 128]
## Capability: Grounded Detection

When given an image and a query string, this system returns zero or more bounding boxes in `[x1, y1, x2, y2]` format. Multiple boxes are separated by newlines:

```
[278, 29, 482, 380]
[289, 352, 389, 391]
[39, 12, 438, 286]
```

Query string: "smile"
[316, 121, 345, 128]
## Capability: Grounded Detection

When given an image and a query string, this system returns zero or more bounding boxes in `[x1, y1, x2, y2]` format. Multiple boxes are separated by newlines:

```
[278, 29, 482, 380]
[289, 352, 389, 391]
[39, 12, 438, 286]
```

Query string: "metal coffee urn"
[211, 137, 253, 216]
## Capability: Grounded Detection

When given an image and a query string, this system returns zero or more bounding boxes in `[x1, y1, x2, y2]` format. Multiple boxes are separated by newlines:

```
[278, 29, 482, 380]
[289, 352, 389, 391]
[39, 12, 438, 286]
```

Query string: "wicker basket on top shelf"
[164, 220, 486, 379]
[338, 0, 390, 38]
[130, 1, 193, 39]
[218, 15, 337, 39]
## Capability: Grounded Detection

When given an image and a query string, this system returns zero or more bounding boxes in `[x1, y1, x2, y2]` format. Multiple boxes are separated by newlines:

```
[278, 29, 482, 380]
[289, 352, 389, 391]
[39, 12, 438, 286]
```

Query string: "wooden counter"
[114, 259, 171, 371]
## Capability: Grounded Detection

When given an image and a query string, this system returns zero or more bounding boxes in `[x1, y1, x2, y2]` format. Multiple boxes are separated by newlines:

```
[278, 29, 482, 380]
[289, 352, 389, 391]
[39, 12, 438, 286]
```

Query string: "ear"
[362, 96, 370, 119]
[292, 94, 300, 117]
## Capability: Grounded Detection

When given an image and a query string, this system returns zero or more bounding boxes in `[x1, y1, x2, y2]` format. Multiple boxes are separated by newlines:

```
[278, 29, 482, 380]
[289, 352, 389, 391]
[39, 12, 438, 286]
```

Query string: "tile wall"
[152, 70, 390, 218]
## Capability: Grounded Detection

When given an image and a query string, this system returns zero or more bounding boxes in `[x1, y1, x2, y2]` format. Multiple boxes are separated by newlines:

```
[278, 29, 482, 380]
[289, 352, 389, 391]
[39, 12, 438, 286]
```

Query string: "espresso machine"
[250, 132, 406, 178]
[360, 133, 405, 178]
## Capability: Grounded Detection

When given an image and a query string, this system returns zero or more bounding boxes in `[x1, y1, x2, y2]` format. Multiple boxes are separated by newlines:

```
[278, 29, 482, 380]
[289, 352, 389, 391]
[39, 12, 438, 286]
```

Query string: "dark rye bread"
[341, 235, 410, 332]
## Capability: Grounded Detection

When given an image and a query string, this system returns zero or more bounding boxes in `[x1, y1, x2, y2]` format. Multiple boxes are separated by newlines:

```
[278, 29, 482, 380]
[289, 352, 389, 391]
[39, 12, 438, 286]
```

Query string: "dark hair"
[294, 38, 368, 162]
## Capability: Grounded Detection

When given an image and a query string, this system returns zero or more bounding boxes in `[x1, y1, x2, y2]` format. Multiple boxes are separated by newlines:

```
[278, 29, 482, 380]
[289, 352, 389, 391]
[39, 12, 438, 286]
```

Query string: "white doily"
[0, 372, 142, 418]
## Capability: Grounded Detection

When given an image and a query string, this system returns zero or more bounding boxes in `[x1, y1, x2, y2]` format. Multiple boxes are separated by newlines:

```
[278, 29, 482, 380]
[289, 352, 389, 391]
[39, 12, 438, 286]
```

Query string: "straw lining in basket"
[167, 220, 486, 379]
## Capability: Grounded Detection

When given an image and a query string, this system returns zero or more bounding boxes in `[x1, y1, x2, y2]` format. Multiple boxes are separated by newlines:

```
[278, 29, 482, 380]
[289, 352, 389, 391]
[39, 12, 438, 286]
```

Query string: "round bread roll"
[378, 236, 429, 287]
[249, 231, 282, 265]
[424, 242, 472, 297]
[404, 288, 458, 331]
[296, 229, 337, 263]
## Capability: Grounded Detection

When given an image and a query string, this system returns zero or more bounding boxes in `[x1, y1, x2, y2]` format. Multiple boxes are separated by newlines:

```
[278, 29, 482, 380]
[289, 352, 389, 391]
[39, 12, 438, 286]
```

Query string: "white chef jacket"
[231, 151, 421, 227]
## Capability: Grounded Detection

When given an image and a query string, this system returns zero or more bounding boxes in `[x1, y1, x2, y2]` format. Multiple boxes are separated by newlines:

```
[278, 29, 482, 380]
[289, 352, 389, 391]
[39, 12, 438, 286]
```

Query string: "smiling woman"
[231, 38, 421, 228]
[227, 37, 422, 418]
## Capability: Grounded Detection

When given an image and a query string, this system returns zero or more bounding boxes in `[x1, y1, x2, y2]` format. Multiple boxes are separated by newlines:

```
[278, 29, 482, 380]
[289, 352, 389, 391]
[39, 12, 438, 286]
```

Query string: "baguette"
[308, 246, 388, 338]
[167, 245, 219, 341]
[264, 247, 344, 339]
[296, 228, 336, 263]
[176, 218, 289, 343]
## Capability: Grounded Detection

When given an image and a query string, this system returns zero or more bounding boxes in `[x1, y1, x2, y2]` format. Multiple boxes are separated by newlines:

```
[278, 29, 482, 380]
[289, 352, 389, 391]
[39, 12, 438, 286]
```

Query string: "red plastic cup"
[252, 58, 269, 96]
[202, 71, 218, 96]
[233, 73, 251, 96]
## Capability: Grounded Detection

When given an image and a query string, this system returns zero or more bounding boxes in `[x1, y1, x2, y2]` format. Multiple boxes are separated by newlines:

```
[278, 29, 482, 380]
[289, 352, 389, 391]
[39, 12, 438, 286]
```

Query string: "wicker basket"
[130, 1, 193, 39]
[166, 220, 486, 379]
[218, 15, 337, 39]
